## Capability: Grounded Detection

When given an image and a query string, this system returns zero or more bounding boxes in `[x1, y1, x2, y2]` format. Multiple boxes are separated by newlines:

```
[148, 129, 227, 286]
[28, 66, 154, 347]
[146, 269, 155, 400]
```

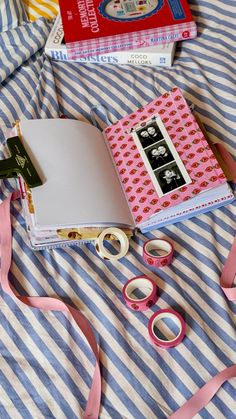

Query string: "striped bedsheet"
[0, 0, 235, 418]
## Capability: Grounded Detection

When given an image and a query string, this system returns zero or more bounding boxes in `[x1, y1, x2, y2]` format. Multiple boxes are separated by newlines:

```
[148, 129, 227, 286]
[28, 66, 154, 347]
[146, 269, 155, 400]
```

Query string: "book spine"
[45, 46, 174, 66]
[67, 22, 196, 59]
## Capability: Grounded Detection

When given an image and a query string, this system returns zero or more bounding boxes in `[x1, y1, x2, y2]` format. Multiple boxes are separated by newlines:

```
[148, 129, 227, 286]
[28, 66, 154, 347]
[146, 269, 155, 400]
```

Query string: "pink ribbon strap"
[214, 144, 236, 299]
[1, 191, 235, 419]
[170, 234, 236, 417]
[0, 191, 101, 419]
[215, 143, 236, 182]
[220, 235, 236, 301]
[169, 365, 236, 419]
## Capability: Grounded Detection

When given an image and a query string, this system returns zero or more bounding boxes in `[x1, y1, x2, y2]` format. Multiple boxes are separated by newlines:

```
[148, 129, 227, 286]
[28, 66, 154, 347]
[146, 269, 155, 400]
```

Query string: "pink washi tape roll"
[148, 309, 185, 349]
[143, 239, 174, 267]
[122, 275, 158, 311]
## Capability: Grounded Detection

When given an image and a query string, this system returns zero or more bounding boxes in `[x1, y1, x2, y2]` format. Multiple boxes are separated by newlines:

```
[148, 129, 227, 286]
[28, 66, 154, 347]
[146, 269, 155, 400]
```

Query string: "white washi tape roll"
[95, 227, 129, 261]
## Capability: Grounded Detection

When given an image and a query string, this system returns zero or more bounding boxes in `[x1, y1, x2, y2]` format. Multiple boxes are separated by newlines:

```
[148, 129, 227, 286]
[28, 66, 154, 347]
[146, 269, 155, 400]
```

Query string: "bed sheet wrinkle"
[0, 0, 28, 32]
[0, 18, 52, 84]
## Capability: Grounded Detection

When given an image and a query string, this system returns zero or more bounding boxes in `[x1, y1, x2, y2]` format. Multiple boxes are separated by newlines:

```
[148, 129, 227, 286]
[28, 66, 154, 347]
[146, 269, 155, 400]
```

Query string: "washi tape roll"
[143, 239, 174, 267]
[95, 227, 129, 261]
[148, 309, 185, 349]
[122, 275, 158, 311]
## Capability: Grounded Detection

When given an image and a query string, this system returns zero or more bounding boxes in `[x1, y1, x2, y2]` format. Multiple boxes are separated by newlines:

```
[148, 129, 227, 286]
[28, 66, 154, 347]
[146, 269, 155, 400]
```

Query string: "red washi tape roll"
[122, 275, 158, 311]
[143, 239, 174, 267]
[148, 309, 185, 349]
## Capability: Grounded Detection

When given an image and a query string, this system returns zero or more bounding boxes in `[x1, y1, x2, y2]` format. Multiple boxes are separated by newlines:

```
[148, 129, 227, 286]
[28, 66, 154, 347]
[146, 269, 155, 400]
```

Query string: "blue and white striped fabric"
[0, 1, 236, 418]
[0, 0, 28, 32]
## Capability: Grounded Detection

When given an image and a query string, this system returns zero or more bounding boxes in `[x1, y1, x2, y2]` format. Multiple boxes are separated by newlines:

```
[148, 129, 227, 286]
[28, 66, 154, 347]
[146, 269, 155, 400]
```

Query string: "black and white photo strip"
[136, 120, 163, 148]
[145, 140, 175, 170]
[132, 116, 191, 196]
[154, 163, 186, 194]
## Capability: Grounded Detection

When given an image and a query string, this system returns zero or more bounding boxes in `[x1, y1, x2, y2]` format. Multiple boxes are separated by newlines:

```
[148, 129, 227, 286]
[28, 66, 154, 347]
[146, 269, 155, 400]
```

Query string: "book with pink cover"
[103, 86, 234, 229]
[14, 87, 234, 249]
[59, 0, 197, 58]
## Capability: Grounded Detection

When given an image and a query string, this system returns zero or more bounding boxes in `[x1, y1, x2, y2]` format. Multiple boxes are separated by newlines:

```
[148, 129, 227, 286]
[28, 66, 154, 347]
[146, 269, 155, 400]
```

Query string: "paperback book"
[58, 0, 197, 58]
[45, 13, 176, 66]
[11, 87, 234, 249]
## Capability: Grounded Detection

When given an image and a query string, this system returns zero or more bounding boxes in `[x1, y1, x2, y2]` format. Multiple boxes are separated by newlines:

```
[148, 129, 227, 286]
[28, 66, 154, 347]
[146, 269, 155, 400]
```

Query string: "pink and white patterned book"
[103, 86, 234, 230]
[15, 87, 234, 250]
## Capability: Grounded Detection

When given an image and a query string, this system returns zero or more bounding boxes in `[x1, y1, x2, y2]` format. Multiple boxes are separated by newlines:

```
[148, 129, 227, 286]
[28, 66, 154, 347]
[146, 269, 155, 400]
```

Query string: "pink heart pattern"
[104, 87, 226, 224]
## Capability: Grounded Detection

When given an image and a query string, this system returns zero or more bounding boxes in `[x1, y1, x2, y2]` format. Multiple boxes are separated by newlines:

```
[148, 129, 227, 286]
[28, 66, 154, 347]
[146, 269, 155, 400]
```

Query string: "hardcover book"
[58, 0, 197, 58]
[12, 87, 234, 249]
[45, 13, 176, 66]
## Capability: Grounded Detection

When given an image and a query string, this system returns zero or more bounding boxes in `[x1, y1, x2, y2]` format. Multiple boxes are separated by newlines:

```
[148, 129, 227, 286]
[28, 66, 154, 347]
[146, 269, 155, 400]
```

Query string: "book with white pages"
[12, 87, 234, 249]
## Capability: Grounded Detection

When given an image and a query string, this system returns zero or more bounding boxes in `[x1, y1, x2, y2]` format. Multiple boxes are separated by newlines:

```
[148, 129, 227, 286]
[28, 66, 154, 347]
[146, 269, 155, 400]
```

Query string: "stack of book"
[47, 0, 197, 66]
[45, 13, 177, 67]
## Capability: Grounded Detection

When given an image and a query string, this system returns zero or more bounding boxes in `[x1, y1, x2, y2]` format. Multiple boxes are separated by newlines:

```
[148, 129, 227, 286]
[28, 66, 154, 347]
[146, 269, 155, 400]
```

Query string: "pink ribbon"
[0, 190, 235, 418]
[220, 235, 236, 301]
[0, 191, 101, 419]
[169, 365, 236, 419]
[170, 231, 236, 417]
[215, 143, 236, 182]
[170, 141, 236, 416]
[214, 143, 236, 300]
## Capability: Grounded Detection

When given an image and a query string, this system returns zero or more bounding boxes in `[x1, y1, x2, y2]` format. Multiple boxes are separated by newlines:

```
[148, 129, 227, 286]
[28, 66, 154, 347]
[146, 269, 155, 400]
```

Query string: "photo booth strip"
[131, 115, 191, 198]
